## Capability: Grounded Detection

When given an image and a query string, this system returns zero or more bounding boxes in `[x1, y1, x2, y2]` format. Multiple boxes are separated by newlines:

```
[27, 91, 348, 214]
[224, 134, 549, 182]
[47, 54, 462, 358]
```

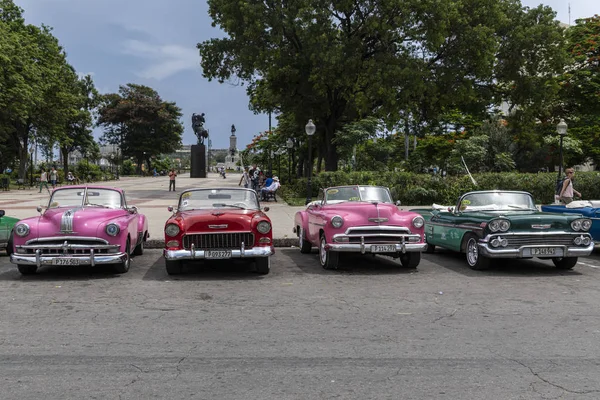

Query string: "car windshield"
[178, 189, 259, 211]
[325, 186, 392, 204]
[458, 192, 536, 212]
[48, 188, 123, 209]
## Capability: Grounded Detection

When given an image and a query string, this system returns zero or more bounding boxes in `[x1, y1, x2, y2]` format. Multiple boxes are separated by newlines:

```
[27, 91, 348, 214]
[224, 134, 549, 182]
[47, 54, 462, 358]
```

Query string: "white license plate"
[52, 258, 80, 266]
[531, 247, 556, 256]
[205, 250, 232, 259]
[371, 245, 397, 253]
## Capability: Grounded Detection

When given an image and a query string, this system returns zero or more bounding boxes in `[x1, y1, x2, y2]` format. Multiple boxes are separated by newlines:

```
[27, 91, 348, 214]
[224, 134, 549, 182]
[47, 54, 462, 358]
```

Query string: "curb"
[145, 238, 298, 249]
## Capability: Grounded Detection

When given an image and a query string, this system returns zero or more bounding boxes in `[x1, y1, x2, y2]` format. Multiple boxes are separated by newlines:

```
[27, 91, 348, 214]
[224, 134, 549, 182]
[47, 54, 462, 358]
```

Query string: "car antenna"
[461, 156, 478, 186]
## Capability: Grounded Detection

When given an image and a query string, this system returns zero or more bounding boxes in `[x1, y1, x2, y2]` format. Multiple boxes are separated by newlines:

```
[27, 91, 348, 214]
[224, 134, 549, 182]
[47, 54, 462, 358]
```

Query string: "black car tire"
[425, 243, 436, 254]
[17, 265, 37, 275]
[113, 238, 131, 274]
[400, 252, 421, 269]
[319, 235, 339, 270]
[166, 260, 182, 275]
[552, 257, 578, 270]
[299, 227, 312, 254]
[133, 232, 146, 256]
[465, 235, 490, 270]
[255, 257, 270, 274]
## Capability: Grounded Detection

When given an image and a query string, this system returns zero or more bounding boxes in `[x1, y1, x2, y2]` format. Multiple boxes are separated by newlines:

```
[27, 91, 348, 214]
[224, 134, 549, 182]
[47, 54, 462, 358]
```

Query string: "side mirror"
[168, 206, 175, 213]
[448, 207, 453, 213]
[37, 206, 43, 213]
[396, 200, 402, 206]
[0, 210, 4, 218]
[128, 206, 138, 214]
[263, 206, 270, 212]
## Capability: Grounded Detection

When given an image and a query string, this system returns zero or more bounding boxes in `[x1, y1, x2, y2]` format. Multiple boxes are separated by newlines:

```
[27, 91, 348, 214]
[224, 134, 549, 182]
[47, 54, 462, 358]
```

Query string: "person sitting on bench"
[260, 176, 280, 200]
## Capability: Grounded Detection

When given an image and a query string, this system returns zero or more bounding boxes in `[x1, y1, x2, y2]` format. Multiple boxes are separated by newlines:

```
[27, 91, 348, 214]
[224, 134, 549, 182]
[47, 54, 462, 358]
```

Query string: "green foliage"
[281, 171, 600, 206]
[97, 84, 184, 172]
[121, 160, 135, 176]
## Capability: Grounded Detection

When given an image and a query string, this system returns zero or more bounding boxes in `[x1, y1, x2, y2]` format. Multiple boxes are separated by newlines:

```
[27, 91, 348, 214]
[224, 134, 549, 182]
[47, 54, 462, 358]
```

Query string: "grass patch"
[284, 197, 308, 206]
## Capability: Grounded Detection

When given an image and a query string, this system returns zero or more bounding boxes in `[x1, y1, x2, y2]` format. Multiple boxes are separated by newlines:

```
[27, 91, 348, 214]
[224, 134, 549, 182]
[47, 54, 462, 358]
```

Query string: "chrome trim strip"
[17, 244, 119, 250]
[326, 243, 427, 253]
[26, 237, 110, 245]
[478, 242, 594, 258]
[10, 252, 128, 266]
[164, 246, 274, 260]
[344, 226, 411, 234]
[482, 232, 592, 241]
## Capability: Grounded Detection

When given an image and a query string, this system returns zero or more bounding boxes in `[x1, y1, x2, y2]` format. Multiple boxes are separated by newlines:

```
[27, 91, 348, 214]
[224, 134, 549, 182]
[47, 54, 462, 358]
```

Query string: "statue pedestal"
[190, 144, 206, 178]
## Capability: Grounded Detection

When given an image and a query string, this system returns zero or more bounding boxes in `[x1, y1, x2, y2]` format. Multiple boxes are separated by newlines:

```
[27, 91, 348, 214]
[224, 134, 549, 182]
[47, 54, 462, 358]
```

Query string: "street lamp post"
[286, 138, 294, 183]
[557, 119, 568, 184]
[305, 119, 316, 205]
[29, 145, 34, 187]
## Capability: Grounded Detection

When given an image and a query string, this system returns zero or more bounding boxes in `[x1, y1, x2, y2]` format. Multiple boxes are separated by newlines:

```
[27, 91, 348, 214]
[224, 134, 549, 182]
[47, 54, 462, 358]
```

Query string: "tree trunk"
[324, 118, 338, 171]
[61, 147, 70, 175]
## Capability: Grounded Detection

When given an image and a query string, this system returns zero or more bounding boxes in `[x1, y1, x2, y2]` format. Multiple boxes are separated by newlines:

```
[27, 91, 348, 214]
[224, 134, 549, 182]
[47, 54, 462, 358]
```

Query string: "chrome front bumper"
[164, 246, 274, 260]
[478, 243, 595, 258]
[10, 251, 128, 267]
[326, 242, 427, 254]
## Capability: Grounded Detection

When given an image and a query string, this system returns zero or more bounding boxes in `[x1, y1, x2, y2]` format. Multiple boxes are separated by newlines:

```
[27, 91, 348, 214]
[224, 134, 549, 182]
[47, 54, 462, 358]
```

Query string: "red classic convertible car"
[163, 188, 274, 275]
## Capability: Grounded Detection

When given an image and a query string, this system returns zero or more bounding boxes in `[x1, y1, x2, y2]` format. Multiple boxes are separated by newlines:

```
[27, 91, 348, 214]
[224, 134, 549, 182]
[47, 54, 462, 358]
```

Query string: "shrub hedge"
[281, 171, 600, 205]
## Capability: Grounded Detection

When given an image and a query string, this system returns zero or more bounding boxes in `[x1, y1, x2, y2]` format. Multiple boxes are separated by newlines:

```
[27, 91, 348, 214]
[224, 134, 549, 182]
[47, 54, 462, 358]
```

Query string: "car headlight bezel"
[105, 223, 120, 237]
[571, 219, 582, 231]
[581, 219, 592, 231]
[14, 223, 30, 237]
[165, 223, 181, 237]
[257, 221, 271, 234]
[489, 219, 510, 232]
[331, 215, 344, 228]
[412, 216, 424, 229]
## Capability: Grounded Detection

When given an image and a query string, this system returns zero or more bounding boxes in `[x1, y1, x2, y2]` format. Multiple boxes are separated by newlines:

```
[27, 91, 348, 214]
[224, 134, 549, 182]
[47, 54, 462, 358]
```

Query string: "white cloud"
[121, 39, 200, 80]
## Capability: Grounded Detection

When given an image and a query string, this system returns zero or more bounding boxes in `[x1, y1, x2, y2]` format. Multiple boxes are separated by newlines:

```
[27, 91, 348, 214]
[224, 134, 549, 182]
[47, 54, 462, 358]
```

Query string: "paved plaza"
[0, 173, 305, 245]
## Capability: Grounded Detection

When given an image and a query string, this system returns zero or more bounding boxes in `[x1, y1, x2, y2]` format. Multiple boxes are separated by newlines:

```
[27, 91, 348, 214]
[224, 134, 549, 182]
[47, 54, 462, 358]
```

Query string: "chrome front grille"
[492, 234, 588, 248]
[18, 237, 117, 255]
[344, 226, 417, 244]
[183, 233, 255, 249]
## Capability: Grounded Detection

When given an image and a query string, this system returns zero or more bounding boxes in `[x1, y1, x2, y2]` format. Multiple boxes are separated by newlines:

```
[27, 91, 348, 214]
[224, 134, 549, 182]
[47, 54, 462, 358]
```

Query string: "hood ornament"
[531, 224, 551, 229]
[368, 202, 388, 224]
[212, 211, 225, 216]
[60, 209, 76, 234]
[209, 224, 228, 229]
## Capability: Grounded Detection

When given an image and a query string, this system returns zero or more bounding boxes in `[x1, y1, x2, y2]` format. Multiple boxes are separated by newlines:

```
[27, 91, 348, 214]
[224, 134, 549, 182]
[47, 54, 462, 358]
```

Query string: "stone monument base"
[190, 144, 206, 178]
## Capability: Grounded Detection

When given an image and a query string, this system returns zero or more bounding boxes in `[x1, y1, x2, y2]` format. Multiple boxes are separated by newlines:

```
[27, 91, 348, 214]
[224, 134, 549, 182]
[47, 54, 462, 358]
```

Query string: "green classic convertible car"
[413, 190, 594, 270]
[0, 209, 18, 255]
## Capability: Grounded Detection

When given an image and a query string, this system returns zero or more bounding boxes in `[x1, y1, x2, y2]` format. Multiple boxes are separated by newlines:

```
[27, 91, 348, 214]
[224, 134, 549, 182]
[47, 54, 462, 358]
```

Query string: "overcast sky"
[14, 0, 598, 150]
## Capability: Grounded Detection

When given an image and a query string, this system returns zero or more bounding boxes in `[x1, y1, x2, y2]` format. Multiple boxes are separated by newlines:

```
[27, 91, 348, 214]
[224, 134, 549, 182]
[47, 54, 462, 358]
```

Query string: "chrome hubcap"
[467, 239, 478, 266]
[320, 238, 327, 265]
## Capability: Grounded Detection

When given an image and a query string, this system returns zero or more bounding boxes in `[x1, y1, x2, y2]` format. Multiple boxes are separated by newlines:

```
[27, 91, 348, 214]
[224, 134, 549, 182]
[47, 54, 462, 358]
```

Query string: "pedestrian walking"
[168, 169, 177, 191]
[239, 167, 250, 188]
[49, 167, 58, 189]
[558, 167, 582, 204]
[39, 168, 50, 193]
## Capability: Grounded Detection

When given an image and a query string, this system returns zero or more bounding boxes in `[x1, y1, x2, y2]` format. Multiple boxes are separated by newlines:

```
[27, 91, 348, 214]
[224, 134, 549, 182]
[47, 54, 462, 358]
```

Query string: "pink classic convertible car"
[294, 185, 427, 269]
[10, 186, 148, 275]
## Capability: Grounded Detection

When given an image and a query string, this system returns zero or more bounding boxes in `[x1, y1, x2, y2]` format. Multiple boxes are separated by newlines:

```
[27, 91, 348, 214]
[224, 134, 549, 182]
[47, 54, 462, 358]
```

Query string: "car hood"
[461, 210, 583, 230]
[30, 207, 127, 238]
[323, 202, 412, 224]
[176, 209, 266, 232]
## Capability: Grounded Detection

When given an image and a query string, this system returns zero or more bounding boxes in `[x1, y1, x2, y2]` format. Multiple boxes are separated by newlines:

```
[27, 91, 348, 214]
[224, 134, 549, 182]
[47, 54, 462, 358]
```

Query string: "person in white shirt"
[39, 168, 50, 193]
[260, 176, 280, 200]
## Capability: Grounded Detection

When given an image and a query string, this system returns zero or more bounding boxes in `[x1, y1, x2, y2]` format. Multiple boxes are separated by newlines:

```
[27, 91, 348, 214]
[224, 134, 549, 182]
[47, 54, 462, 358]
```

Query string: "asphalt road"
[1, 249, 600, 400]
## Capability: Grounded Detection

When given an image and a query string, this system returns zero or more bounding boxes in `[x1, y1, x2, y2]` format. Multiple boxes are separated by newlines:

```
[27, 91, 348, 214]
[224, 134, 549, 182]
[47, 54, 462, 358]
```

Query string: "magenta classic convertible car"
[10, 186, 148, 275]
[294, 185, 427, 269]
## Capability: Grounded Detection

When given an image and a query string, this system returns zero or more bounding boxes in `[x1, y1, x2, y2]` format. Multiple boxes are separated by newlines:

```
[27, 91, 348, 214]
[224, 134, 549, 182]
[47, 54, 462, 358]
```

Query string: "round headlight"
[499, 220, 510, 232]
[165, 223, 180, 237]
[257, 221, 271, 234]
[14, 223, 30, 237]
[582, 219, 592, 231]
[105, 223, 120, 236]
[412, 216, 424, 229]
[331, 216, 344, 228]
[489, 220, 500, 232]
[571, 220, 582, 231]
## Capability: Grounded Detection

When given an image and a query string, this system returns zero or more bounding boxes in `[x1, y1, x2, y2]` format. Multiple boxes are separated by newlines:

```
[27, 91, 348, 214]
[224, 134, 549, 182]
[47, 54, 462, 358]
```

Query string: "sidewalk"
[0, 173, 305, 247]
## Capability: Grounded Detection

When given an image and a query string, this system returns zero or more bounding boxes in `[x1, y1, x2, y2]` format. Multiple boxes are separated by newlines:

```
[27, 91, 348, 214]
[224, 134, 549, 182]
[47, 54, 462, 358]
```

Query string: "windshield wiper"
[213, 203, 246, 209]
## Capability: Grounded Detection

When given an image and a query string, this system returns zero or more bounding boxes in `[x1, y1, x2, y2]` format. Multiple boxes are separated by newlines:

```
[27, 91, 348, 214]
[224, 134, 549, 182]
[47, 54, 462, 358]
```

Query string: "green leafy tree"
[0, 0, 71, 179]
[97, 84, 184, 173]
